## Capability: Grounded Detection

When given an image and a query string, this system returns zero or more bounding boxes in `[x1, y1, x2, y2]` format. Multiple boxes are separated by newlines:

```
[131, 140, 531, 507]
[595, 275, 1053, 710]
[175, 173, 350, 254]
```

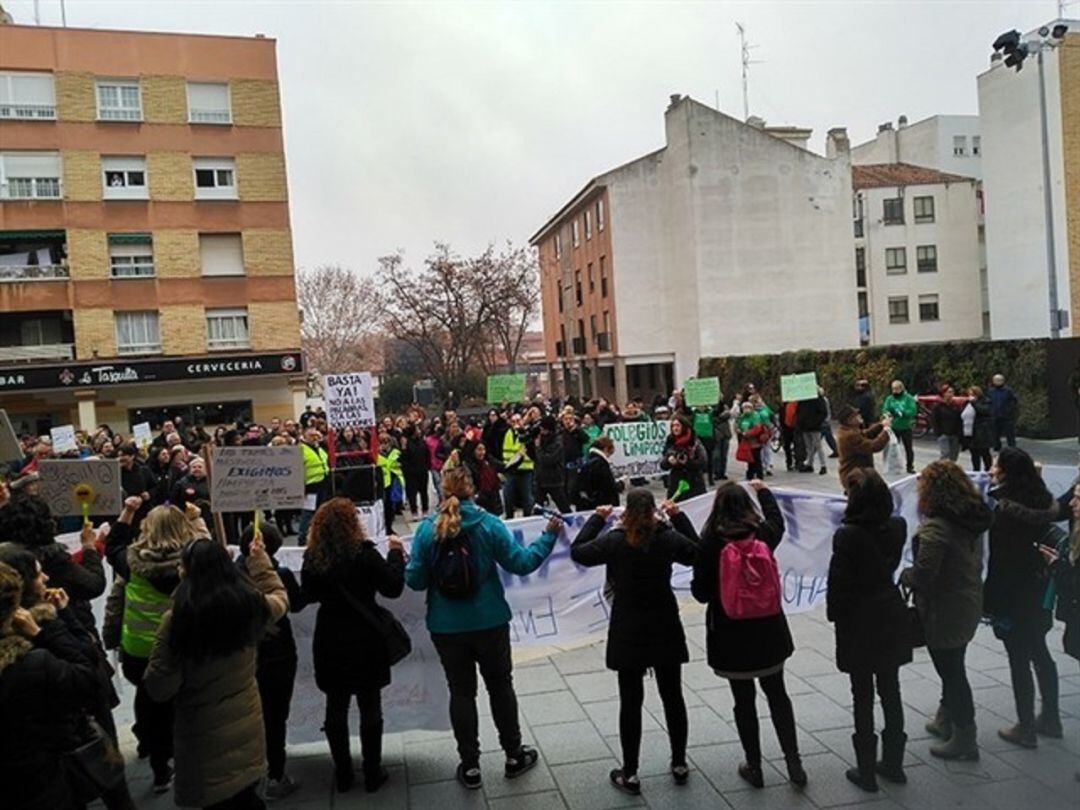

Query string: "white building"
[530, 96, 859, 403]
[852, 115, 983, 178]
[853, 165, 984, 346]
[977, 20, 1078, 339]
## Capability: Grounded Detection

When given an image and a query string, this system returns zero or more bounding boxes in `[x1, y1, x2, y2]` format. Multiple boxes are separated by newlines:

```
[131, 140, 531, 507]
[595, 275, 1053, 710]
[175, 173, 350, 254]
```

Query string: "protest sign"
[324, 372, 375, 429]
[210, 446, 305, 512]
[601, 420, 670, 479]
[487, 373, 527, 404]
[0, 409, 20, 461]
[684, 377, 721, 407]
[780, 371, 819, 402]
[39, 459, 123, 517]
[132, 422, 153, 449]
[50, 424, 78, 454]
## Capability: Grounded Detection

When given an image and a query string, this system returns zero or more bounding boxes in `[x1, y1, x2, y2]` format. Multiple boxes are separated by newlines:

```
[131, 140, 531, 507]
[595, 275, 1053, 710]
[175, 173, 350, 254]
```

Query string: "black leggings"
[616, 665, 688, 775]
[728, 671, 799, 765]
[849, 667, 904, 738]
[121, 652, 173, 779]
[970, 447, 993, 472]
[257, 658, 297, 781]
[405, 471, 429, 513]
[928, 645, 975, 727]
[324, 688, 384, 777]
[1001, 621, 1059, 727]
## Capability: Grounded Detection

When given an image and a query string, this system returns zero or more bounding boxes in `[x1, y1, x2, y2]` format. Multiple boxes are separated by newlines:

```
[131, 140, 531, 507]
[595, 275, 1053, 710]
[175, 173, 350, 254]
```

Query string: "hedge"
[698, 339, 1053, 436]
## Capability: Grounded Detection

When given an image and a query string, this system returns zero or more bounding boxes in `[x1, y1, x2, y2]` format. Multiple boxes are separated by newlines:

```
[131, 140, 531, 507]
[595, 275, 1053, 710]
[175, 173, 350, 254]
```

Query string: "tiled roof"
[852, 163, 975, 189]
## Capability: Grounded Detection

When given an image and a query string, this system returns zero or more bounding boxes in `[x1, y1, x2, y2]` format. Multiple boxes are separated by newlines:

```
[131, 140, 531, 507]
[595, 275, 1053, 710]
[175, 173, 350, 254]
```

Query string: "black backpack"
[430, 531, 479, 599]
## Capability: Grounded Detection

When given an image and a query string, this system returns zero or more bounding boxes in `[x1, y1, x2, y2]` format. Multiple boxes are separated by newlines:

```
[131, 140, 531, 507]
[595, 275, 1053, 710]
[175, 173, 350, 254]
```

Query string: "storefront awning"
[0, 230, 65, 240]
[107, 233, 152, 245]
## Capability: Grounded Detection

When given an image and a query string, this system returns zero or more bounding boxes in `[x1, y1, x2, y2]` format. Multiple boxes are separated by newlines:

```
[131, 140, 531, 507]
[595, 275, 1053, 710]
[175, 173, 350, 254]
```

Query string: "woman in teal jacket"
[405, 466, 561, 791]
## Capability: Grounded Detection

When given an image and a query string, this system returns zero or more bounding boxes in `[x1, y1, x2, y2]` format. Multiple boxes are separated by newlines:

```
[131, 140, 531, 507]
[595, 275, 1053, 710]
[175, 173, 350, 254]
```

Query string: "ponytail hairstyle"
[621, 487, 657, 549]
[436, 466, 475, 541]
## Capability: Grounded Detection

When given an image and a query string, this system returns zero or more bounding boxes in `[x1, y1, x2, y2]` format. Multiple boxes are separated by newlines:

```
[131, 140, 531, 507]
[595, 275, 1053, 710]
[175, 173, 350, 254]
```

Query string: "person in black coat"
[575, 436, 622, 510]
[691, 481, 806, 789]
[826, 468, 911, 792]
[532, 416, 572, 513]
[401, 424, 431, 516]
[169, 455, 213, 529]
[660, 416, 707, 501]
[301, 498, 406, 794]
[571, 489, 698, 795]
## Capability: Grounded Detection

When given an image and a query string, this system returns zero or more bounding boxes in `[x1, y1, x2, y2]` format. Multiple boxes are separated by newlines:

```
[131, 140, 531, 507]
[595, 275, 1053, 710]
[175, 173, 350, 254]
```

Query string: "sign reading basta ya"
[324, 372, 376, 429]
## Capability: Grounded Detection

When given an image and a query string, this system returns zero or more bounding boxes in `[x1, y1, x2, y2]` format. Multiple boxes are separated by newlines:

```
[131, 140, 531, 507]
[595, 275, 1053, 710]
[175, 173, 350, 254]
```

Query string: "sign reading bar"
[487, 373, 527, 404]
[210, 446, 305, 512]
[324, 372, 376, 429]
[39, 459, 123, 517]
[684, 377, 721, 407]
[780, 371, 820, 402]
[601, 420, 671, 479]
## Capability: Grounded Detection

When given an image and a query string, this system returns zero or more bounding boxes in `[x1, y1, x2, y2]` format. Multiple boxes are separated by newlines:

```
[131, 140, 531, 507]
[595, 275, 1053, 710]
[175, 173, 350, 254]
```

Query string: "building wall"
[1061, 35, 1080, 323]
[852, 115, 982, 177]
[858, 181, 983, 345]
[978, 41, 1073, 339]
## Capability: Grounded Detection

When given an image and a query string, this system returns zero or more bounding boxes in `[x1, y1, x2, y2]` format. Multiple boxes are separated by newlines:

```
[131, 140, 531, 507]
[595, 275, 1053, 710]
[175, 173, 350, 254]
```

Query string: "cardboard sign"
[132, 422, 153, 449]
[50, 424, 78, 454]
[601, 420, 671, 479]
[780, 371, 820, 402]
[487, 373, 527, 403]
[684, 377, 721, 407]
[210, 445, 305, 512]
[38, 459, 123, 517]
[0, 409, 20, 461]
[324, 372, 375, 429]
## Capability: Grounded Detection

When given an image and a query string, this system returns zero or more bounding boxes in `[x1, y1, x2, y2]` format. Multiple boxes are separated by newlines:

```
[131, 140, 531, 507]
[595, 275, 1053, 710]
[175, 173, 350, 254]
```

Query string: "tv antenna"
[735, 22, 762, 121]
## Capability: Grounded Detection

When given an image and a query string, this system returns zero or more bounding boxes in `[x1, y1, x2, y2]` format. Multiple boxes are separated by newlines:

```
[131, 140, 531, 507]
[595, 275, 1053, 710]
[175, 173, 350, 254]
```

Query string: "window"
[597, 198, 605, 231]
[600, 256, 608, 297]
[855, 247, 866, 287]
[972, 135, 981, 156]
[0, 152, 61, 199]
[913, 195, 935, 223]
[0, 71, 56, 120]
[575, 270, 583, 306]
[587, 262, 594, 292]
[584, 209, 592, 240]
[590, 314, 597, 338]
[888, 296, 909, 324]
[554, 232, 562, 259]
[857, 291, 869, 318]
[885, 247, 907, 274]
[556, 281, 563, 313]
[186, 82, 231, 124]
[102, 156, 147, 200]
[199, 234, 244, 276]
[919, 294, 940, 322]
[882, 197, 904, 225]
[603, 311, 611, 332]
[193, 157, 237, 200]
[916, 244, 938, 273]
[953, 135, 967, 157]
[572, 219, 580, 247]
[206, 307, 250, 350]
[108, 237, 154, 277]
[96, 80, 141, 121]
[116, 311, 161, 354]
[559, 324, 567, 356]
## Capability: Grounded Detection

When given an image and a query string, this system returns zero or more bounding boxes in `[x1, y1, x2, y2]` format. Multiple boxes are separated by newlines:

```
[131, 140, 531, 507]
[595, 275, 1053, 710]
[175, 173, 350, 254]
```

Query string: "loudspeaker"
[333, 465, 381, 504]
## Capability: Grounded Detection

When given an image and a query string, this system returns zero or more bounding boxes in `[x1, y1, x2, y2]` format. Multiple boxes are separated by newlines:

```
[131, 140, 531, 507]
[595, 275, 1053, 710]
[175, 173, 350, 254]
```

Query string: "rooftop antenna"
[33, 0, 40, 24]
[61, 0, 66, 26]
[735, 22, 762, 121]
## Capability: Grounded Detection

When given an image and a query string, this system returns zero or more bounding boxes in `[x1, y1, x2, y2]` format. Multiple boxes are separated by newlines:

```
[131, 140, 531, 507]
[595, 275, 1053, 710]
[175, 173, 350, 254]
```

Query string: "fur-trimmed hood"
[0, 634, 32, 675]
[127, 542, 183, 593]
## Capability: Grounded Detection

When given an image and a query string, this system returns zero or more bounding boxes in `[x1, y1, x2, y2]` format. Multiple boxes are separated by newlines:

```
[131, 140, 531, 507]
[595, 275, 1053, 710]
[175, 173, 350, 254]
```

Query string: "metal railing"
[0, 178, 62, 199]
[189, 108, 232, 124]
[0, 263, 69, 282]
[0, 343, 74, 362]
[0, 103, 57, 120]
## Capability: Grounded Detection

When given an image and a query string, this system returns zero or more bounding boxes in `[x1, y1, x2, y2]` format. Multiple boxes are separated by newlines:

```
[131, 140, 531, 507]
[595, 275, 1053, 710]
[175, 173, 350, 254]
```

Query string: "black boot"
[326, 723, 354, 792]
[845, 733, 878, 793]
[361, 719, 387, 792]
[1034, 657, 1062, 738]
[876, 729, 907, 784]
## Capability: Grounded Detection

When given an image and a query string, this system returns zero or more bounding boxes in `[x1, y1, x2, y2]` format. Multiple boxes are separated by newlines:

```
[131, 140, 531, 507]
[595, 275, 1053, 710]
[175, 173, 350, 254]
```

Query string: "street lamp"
[991, 23, 1070, 337]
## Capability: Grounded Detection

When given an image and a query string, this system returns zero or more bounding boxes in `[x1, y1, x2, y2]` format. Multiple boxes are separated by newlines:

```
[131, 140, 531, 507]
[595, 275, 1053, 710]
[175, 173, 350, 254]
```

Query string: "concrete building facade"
[852, 164, 984, 346]
[530, 96, 859, 404]
[0, 24, 305, 436]
[852, 115, 983, 178]
[977, 19, 1079, 339]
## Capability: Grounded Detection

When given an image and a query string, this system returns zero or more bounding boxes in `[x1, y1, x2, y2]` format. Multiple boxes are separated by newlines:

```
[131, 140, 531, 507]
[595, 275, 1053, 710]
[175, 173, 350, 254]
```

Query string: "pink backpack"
[719, 537, 782, 620]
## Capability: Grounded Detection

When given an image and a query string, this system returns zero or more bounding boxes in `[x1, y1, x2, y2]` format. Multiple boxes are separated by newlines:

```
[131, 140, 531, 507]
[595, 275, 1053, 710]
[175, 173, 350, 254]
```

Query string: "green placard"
[487, 373, 527, 403]
[684, 377, 721, 407]
[780, 371, 820, 402]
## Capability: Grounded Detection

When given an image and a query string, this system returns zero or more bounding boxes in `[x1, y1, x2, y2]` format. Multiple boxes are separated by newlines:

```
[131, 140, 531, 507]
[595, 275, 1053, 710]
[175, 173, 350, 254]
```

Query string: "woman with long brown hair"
[570, 488, 698, 796]
[301, 498, 405, 794]
[901, 460, 992, 762]
[405, 466, 559, 791]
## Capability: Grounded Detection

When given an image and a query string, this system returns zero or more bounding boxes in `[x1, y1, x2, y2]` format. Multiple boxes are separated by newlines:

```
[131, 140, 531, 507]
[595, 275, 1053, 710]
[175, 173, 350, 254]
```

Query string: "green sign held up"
[780, 371, 820, 402]
[487, 373, 527, 404]
[684, 377, 721, 407]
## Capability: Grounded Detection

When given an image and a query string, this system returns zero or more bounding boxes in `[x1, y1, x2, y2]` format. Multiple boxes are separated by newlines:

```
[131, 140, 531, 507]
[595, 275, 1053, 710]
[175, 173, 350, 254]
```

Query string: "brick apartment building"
[0, 23, 305, 437]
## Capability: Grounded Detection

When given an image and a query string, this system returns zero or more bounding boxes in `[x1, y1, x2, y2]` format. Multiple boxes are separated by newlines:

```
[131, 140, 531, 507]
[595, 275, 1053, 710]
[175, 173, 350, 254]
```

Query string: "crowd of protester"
[1, 368, 1075, 808]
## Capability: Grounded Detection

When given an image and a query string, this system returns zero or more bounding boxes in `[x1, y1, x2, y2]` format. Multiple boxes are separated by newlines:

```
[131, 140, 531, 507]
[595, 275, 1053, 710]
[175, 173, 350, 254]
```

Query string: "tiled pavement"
[114, 608, 1080, 809]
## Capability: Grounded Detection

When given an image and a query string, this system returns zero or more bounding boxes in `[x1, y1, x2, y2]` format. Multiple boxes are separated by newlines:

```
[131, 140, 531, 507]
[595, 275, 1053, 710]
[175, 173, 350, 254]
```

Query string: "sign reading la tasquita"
[0, 352, 303, 393]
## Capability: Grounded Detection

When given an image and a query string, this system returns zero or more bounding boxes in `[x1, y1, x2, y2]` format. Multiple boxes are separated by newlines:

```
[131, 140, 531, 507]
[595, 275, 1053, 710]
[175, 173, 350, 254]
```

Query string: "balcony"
[571, 337, 586, 355]
[0, 262, 69, 282]
[596, 332, 611, 352]
[0, 343, 73, 363]
[0, 310, 75, 364]
[0, 103, 57, 120]
[1, 232, 68, 281]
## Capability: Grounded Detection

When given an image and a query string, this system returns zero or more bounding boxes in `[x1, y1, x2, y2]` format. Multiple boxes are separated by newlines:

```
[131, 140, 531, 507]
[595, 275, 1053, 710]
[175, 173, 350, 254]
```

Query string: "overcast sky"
[6, 0, 1067, 273]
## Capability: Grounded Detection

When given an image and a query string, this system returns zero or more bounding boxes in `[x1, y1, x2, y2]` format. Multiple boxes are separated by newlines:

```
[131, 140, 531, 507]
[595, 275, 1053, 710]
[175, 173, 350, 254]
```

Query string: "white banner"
[210, 446, 305, 512]
[324, 372, 375, 429]
[601, 420, 670, 479]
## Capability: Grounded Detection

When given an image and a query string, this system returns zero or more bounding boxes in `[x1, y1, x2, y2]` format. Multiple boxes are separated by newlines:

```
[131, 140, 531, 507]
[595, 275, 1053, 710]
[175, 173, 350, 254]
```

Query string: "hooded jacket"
[984, 485, 1055, 626]
[406, 499, 557, 634]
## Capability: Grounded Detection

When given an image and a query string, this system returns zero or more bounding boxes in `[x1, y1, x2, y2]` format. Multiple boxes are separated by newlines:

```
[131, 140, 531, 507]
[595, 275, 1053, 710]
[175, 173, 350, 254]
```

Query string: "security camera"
[1051, 23, 1068, 40]
[1039, 26, 1050, 37]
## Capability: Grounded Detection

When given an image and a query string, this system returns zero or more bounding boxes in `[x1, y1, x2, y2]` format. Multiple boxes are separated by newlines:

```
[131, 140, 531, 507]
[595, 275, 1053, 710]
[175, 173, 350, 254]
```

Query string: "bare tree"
[297, 265, 382, 375]
[472, 243, 539, 374]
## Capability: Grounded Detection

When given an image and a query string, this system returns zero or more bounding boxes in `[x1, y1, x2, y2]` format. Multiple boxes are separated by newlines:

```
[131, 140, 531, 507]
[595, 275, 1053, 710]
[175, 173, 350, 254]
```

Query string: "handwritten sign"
[324, 372, 375, 429]
[601, 420, 671, 479]
[210, 445, 305, 512]
[0, 409, 20, 461]
[38, 459, 122, 517]
[780, 371, 820, 402]
[50, 424, 78, 454]
[684, 377, 721, 407]
[486, 373, 526, 404]
[132, 422, 153, 449]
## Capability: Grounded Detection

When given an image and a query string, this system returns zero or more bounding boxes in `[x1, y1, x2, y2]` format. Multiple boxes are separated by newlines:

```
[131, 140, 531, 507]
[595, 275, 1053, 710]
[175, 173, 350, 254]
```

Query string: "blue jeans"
[297, 508, 315, 546]
[431, 470, 443, 501]
[502, 470, 534, 519]
[712, 437, 730, 479]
